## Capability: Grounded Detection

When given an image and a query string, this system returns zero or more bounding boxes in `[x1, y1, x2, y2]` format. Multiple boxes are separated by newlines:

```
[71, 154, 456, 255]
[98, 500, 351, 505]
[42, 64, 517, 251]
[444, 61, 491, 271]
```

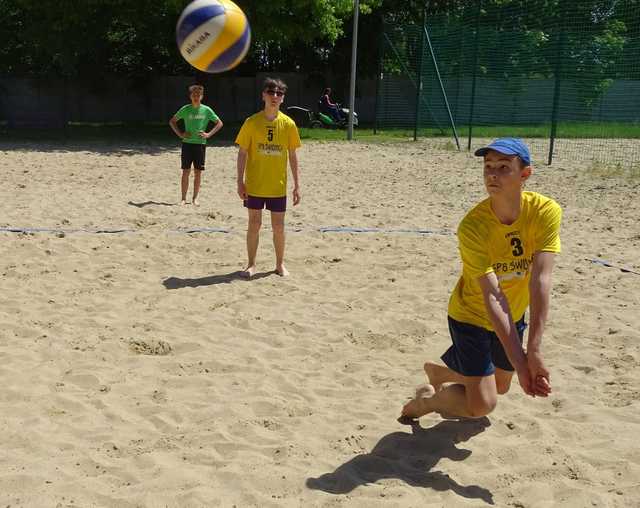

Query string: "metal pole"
[424, 23, 460, 149]
[374, 30, 383, 135]
[414, 12, 426, 141]
[467, 0, 481, 151]
[347, 0, 359, 140]
[382, 32, 445, 132]
[548, 0, 566, 165]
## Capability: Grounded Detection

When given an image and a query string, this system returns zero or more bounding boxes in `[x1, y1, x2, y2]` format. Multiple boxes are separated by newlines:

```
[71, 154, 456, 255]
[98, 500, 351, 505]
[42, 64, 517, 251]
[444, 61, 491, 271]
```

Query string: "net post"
[424, 22, 460, 149]
[467, 0, 481, 151]
[374, 30, 383, 135]
[414, 10, 426, 141]
[347, 0, 360, 141]
[548, 0, 567, 165]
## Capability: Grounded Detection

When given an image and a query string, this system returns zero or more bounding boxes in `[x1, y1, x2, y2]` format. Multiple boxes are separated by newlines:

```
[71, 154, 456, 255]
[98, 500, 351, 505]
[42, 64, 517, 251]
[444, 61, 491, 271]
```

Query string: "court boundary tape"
[586, 257, 640, 276]
[0, 227, 136, 234]
[0, 226, 453, 236]
[5, 229, 636, 274]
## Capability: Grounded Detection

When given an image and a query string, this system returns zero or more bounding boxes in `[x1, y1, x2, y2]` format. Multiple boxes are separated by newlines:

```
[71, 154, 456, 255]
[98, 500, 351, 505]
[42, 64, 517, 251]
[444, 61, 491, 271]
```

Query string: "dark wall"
[0, 74, 377, 128]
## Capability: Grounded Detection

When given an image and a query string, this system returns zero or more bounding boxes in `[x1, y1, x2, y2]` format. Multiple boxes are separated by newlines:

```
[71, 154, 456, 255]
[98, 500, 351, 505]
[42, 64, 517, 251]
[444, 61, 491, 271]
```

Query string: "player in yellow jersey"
[235, 78, 301, 278]
[402, 138, 562, 420]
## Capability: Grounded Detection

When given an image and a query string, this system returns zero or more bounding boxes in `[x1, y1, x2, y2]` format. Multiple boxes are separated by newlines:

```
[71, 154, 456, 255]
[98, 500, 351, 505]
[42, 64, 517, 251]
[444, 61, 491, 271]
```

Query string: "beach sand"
[0, 139, 639, 507]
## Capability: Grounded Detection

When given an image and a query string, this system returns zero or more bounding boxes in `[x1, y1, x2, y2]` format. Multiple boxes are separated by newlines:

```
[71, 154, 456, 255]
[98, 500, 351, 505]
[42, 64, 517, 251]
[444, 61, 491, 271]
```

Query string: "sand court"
[0, 140, 639, 506]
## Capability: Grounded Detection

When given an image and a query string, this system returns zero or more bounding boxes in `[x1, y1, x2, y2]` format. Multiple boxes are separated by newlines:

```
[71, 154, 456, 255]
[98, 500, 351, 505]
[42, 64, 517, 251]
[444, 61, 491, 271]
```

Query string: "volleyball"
[176, 0, 251, 73]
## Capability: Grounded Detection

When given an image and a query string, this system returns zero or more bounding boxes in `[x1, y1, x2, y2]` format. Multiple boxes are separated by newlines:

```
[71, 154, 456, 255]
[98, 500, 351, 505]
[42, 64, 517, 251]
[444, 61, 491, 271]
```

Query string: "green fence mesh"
[376, 0, 640, 168]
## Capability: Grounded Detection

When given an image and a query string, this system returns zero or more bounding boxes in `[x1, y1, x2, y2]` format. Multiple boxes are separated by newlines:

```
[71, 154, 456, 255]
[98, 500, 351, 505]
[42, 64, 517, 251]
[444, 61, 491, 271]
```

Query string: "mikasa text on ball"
[176, 0, 251, 73]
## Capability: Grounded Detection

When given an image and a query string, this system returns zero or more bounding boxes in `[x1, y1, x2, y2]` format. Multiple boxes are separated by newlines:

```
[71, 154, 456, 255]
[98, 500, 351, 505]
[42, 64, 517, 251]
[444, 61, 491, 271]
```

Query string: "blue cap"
[474, 138, 531, 165]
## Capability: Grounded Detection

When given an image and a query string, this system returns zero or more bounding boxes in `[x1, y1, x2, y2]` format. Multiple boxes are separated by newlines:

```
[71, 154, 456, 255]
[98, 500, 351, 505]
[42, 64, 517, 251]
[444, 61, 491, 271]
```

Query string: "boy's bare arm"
[204, 119, 223, 138]
[528, 251, 555, 351]
[526, 251, 556, 393]
[236, 148, 248, 199]
[288, 148, 300, 205]
[478, 273, 533, 396]
[169, 116, 185, 138]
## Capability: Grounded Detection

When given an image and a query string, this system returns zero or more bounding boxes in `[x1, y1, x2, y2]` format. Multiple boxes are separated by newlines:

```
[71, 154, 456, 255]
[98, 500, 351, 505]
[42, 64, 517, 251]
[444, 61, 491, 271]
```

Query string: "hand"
[181, 131, 190, 139]
[292, 187, 301, 206]
[516, 365, 536, 397]
[237, 182, 247, 200]
[527, 350, 552, 397]
[198, 131, 208, 139]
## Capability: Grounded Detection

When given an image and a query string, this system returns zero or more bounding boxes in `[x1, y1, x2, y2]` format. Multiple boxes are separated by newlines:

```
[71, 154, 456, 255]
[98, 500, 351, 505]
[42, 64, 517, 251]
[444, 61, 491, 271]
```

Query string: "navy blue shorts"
[244, 195, 286, 212]
[181, 143, 206, 170]
[441, 315, 527, 377]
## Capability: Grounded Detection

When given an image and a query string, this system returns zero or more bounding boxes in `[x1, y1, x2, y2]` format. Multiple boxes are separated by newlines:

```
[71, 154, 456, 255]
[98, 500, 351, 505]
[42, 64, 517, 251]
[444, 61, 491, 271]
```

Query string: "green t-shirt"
[174, 104, 220, 145]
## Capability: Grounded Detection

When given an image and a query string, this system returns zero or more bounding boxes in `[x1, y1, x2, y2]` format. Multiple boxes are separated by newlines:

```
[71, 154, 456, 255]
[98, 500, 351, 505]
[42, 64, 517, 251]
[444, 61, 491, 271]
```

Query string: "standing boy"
[402, 138, 562, 420]
[235, 78, 301, 278]
[169, 84, 223, 206]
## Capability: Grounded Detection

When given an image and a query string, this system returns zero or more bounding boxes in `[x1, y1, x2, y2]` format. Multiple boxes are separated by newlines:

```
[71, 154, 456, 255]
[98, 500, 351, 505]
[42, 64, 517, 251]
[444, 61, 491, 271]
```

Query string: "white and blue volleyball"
[176, 0, 251, 73]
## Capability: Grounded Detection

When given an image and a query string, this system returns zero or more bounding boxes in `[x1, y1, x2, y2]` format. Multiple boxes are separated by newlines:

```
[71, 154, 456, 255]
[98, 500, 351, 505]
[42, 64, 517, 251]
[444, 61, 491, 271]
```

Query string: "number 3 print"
[510, 237, 524, 256]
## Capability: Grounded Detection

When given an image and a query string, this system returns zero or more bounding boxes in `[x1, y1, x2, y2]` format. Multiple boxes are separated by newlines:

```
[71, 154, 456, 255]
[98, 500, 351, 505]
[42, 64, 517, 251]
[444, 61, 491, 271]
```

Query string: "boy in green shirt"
[169, 84, 223, 206]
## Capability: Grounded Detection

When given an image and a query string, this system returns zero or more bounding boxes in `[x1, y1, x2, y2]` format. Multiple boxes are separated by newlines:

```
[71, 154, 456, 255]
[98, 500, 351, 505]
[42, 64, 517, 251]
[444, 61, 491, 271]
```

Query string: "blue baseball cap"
[474, 138, 531, 166]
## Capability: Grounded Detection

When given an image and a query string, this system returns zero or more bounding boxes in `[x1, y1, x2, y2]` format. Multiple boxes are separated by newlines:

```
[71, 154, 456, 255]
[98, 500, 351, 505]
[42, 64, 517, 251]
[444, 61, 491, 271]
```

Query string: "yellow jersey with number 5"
[235, 111, 301, 197]
[448, 191, 562, 330]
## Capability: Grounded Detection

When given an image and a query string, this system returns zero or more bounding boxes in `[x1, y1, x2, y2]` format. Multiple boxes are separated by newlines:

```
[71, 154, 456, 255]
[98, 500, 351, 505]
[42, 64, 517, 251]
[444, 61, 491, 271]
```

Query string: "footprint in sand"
[128, 339, 172, 356]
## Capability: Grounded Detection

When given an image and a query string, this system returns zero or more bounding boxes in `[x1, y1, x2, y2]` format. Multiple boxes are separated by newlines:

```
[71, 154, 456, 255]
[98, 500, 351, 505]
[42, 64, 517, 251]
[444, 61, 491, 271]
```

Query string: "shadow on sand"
[163, 270, 274, 288]
[306, 417, 493, 504]
[0, 139, 238, 155]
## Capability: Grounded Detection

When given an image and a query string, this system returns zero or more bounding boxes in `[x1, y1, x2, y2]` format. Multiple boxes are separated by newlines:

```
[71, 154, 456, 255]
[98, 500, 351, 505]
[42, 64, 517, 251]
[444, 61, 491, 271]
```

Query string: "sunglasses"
[265, 89, 285, 97]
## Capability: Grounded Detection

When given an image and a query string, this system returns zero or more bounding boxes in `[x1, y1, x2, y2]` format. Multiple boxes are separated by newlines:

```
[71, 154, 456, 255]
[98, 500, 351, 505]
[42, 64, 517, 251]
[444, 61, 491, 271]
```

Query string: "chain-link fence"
[376, 0, 640, 168]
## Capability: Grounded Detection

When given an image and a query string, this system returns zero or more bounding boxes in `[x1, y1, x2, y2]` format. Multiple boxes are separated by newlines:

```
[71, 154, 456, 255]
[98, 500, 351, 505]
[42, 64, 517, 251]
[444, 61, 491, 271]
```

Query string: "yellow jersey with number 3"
[235, 111, 301, 198]
[448, 191, 562, 330]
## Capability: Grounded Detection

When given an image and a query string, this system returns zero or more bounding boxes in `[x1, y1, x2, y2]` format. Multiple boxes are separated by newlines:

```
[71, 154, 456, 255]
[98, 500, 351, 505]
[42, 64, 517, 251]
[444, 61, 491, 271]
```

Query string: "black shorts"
[441, 315, 527, 377]
[243, 195, 287, 212]
[181, 143, 206, 170]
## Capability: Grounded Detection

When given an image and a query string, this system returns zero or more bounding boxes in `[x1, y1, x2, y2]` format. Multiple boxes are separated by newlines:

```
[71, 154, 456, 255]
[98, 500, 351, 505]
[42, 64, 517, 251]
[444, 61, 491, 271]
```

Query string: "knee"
[423, 361, 436, 373]
[271, 222, 285, 233]
[496, 379, 512, 395]
[248, 219, 262, 231]
[468, 396, 497, 418]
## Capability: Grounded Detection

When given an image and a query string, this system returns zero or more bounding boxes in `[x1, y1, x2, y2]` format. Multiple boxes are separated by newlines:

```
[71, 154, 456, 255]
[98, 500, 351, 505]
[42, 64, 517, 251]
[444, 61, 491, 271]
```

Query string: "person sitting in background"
[319, 88, 344, 123]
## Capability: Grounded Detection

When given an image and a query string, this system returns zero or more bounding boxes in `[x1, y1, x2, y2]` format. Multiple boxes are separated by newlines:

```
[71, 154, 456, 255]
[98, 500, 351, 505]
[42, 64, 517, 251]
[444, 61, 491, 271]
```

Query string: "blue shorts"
[441, 315, 527, 377]
[244, 195, 286, 212]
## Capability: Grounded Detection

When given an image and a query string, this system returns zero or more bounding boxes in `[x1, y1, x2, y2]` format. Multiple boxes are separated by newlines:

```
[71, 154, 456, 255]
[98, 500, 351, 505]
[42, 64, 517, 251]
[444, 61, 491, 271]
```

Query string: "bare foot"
[192, 198, 199, 207]
[180, 199, 187, 206]
[241, 265, 257, 279]
[401, 383, 436, 419]
[415, 383, 436, 399]
[275, 264, 289, 277]
[401, 397, 433, 419]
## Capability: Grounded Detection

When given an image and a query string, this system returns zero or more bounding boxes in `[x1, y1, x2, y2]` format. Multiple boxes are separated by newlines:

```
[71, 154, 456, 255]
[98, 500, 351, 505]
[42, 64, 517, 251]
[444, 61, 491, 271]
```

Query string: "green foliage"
[378, 0, 638, 117]
[0, 0, 638, 94]
[0, 0, 382, 77]
[0, 0, 189, 79]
